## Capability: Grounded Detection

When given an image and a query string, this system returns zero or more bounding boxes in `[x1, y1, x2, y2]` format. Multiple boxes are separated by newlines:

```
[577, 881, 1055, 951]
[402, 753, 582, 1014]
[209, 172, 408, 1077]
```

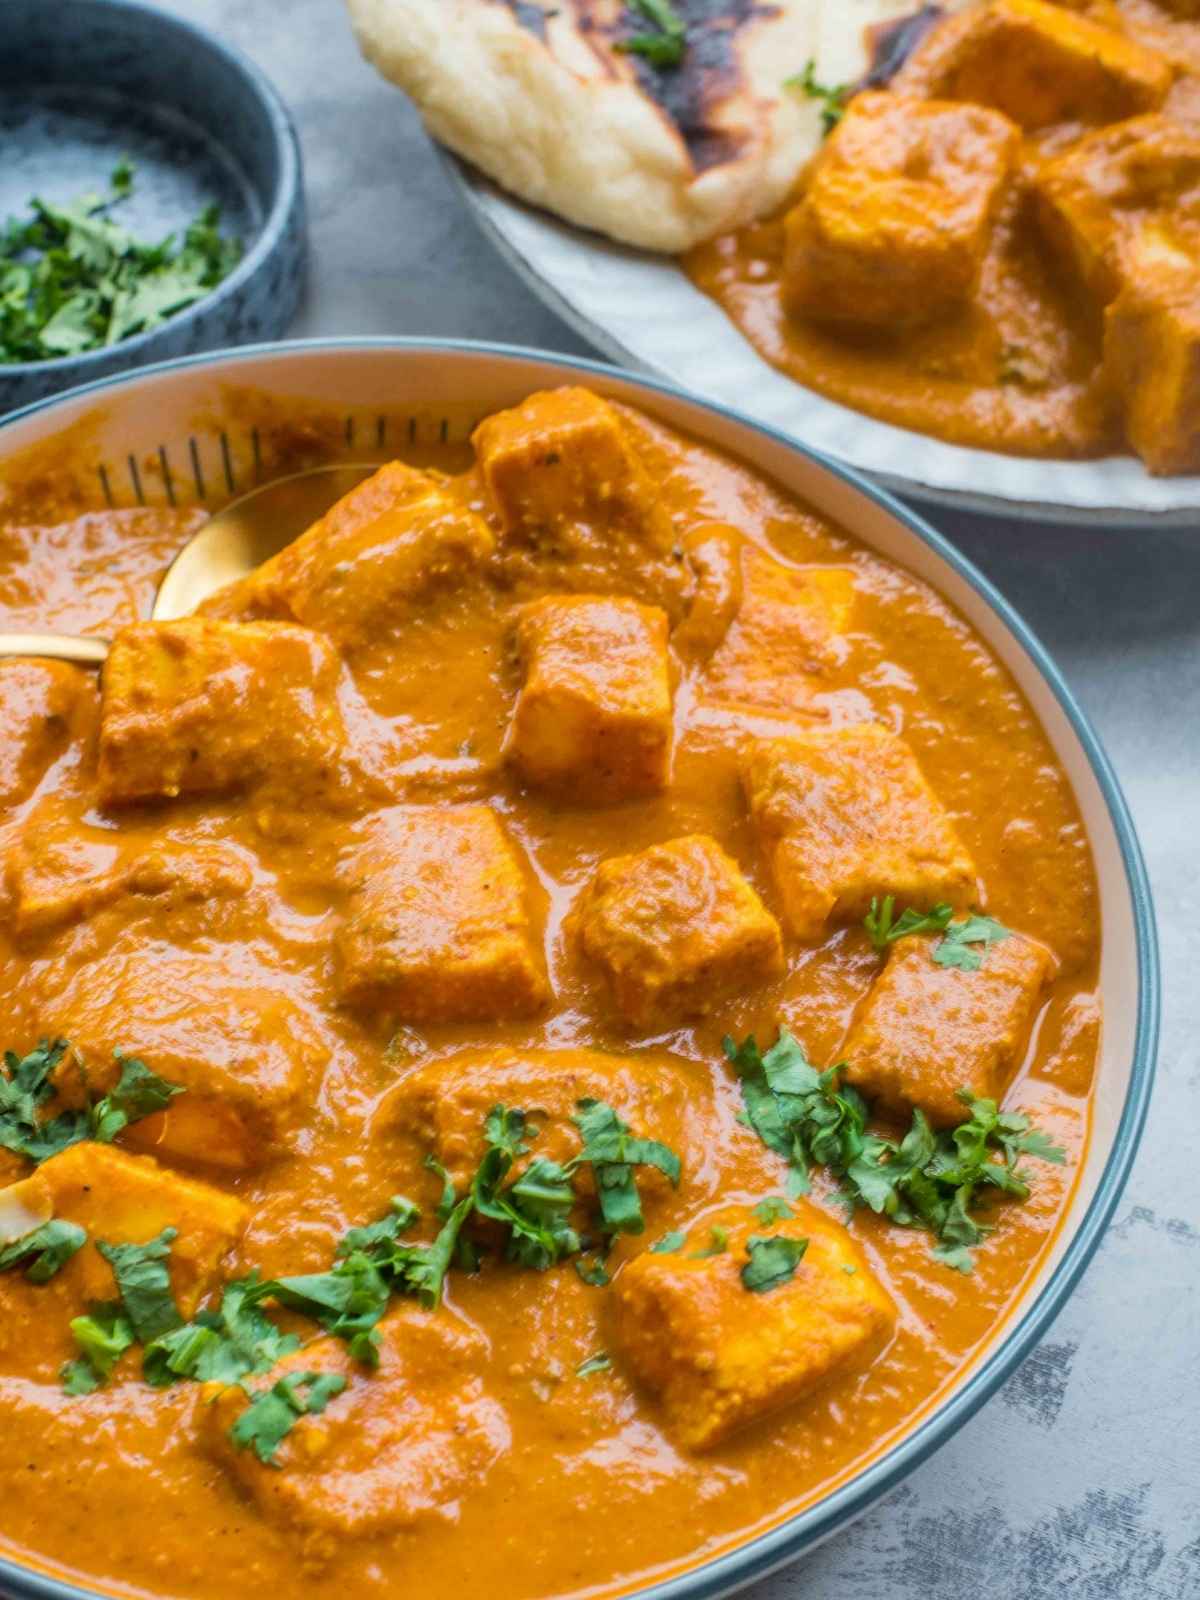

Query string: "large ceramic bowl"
[0, 340, 1159, 1600]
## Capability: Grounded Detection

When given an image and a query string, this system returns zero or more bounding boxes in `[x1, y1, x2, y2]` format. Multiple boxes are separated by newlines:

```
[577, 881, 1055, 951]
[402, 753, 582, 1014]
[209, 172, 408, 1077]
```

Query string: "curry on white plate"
[0, 376, 1102, 1600]
[356, 0, 1200, 497]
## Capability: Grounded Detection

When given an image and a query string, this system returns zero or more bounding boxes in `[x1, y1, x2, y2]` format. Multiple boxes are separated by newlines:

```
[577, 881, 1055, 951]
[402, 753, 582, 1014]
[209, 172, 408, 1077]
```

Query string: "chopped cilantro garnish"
[616, 0, 687, 68]
[0, 1039, 70, 1160]
[574, 1252, 612, 1287]
[62, 1302, 135, 1394]
[650, 1230, 686, 1254]
[338, 1196, 421, 1256]
[0, 1218, 87, 1282]
[0, 1040, 184, 1165]
[0, 162, 242, 365]
[725, 1029, 1064, 1272]
[576, 1351, 612, 1378]
[863, 896, 954, 952]
[96, 1228, 182, 1344]
[784, 60, 850, 134]
[46, 1099, 679, 1451]
[571, 1098, 681, 1237]
[89, 1055, 185, 1144]
[933, 915, 1011, 971]
[691, 1225, 728, 1258]
[753, 1197, 793, 1224]
[470, 1107, 580, 1270]
[143, 1270, 301, 1389]
[741, 1234, 808, 1293]
[862, 900, 1011, 970]
[230, 1370, 347, 1467]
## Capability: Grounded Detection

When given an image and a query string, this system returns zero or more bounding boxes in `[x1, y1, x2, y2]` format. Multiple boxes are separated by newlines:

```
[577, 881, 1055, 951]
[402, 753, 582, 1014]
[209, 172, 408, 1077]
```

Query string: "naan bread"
[346, 0, 929, 252]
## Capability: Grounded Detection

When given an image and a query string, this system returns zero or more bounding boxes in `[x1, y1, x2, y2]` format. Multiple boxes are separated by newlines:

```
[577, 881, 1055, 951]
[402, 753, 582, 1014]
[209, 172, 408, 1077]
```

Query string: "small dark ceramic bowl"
[0, 0, 305, 413]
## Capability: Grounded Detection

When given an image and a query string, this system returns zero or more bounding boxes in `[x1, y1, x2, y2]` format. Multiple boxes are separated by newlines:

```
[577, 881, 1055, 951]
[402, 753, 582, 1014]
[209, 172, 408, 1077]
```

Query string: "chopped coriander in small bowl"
[0, 0, 304, 413]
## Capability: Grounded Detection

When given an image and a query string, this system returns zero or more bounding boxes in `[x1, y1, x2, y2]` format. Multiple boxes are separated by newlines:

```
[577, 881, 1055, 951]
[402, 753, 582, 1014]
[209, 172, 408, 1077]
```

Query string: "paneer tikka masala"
[0, 385, 1100, 1599]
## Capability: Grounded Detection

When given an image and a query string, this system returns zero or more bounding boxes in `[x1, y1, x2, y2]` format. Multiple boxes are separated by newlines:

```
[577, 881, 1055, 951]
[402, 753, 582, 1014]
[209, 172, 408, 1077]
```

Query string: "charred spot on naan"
[572, 0, 780, 175]
[860, 5, 948, 90]
[494, 0, 554, 37]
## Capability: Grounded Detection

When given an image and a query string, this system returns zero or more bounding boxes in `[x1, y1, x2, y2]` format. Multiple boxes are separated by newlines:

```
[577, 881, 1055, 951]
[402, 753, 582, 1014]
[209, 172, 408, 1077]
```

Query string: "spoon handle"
[0, 634, 110, 666]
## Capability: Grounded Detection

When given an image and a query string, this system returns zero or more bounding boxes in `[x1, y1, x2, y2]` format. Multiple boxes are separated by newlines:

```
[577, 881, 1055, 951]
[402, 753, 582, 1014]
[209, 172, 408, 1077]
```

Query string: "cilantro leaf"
[784, 59, 850, 134]
[0, 1218, 87, 1282]
[691, 1225, 728, 1258]
[727, 1029, 1064, 1272]
[576, 1351, 612, 1378]
[650, 1230, 685, 1254]
[0, 163, 241, 365]
[425, 1153, 459, 1221]
[0, 1040, 73, 1159]
[62, 1302, 135, 1394]
[725, 1029, 868, 1197]
[89, 1055, 184, 1144]
[96, 1229, 182, 1343]
[469, 1109, 580, 1270]
[0, 1038, 184, 1164]
[863, 896, 954, 953]
[741, 1234, 808, 1293]
[574, 1252, 612, 1287]
[270, 1254, 393, 1364]
[338, 1195, 421, 1256]
[230, 1370, 347, 1467]
[616, 0, 687, 68]
[570, 1098, 681, 1237]
[753, 1197, 793, 1224]
[143, 1271, 300, 1389]
[933, 916, 1011, 972]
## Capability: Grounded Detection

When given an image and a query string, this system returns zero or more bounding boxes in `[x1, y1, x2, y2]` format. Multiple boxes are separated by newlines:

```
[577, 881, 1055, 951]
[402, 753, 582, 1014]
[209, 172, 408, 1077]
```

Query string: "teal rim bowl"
[0, 338, 1160, 1600]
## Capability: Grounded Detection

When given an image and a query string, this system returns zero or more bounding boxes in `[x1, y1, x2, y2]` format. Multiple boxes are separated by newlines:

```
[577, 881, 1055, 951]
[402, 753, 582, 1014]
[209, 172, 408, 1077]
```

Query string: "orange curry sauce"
[0, 390, 1098, 1600]
[684, 0, 1200, 463]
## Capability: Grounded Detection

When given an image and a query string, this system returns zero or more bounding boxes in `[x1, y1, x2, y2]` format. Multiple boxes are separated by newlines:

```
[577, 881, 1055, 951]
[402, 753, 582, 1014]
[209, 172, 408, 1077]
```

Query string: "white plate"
[445, 152, 1200, 526]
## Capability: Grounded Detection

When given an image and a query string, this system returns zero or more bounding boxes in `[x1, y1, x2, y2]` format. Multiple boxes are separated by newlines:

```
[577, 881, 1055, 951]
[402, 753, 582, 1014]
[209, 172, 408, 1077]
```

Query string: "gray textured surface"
[149, 2, 1199, 1591]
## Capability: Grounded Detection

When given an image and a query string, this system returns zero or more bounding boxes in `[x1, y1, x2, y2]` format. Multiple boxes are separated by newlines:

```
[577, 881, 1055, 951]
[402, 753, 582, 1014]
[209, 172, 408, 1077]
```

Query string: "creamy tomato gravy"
[0, 392, 1098, 1600]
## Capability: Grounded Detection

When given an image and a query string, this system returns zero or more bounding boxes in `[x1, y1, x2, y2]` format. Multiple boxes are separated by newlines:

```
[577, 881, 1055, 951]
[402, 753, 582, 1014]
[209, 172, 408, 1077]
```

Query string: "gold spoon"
[0, 464, 377, 667]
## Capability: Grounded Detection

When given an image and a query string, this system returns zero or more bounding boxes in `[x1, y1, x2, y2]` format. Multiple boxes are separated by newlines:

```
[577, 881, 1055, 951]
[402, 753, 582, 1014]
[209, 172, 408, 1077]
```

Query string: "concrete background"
[154, 2, 1199, 1591]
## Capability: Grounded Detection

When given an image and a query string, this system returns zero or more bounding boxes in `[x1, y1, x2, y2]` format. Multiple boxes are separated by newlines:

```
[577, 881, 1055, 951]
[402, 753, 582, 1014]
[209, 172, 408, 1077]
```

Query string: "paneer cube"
[202, 461, 495, 651]
[1102, 221, 1200, 473]
[506, 595, 673, 802]
[704, 551, 854, 713]
[784, 92, 1019, 328]
[0, 1142, 245, 1319]
[471, 388, 691, 620]
[896, 0, 1173, 129]
[97, 619, 348, 806]
[610, 1200, 894, 1450]
[1033, 115, 1200, 307]
[843, 926, 1053, 1125]
[0, 659, 92, 808]
[206, 1305, 509, 1536]
[575, 835, 783, 1027]
[379, 1045, 701, 1211]
[335, 805, 549, 1020]
[47, 958, 318, 1170]
[475, 387, 667, 542]
[741, 724, 977, 941]
[7, 831, 252, 943]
